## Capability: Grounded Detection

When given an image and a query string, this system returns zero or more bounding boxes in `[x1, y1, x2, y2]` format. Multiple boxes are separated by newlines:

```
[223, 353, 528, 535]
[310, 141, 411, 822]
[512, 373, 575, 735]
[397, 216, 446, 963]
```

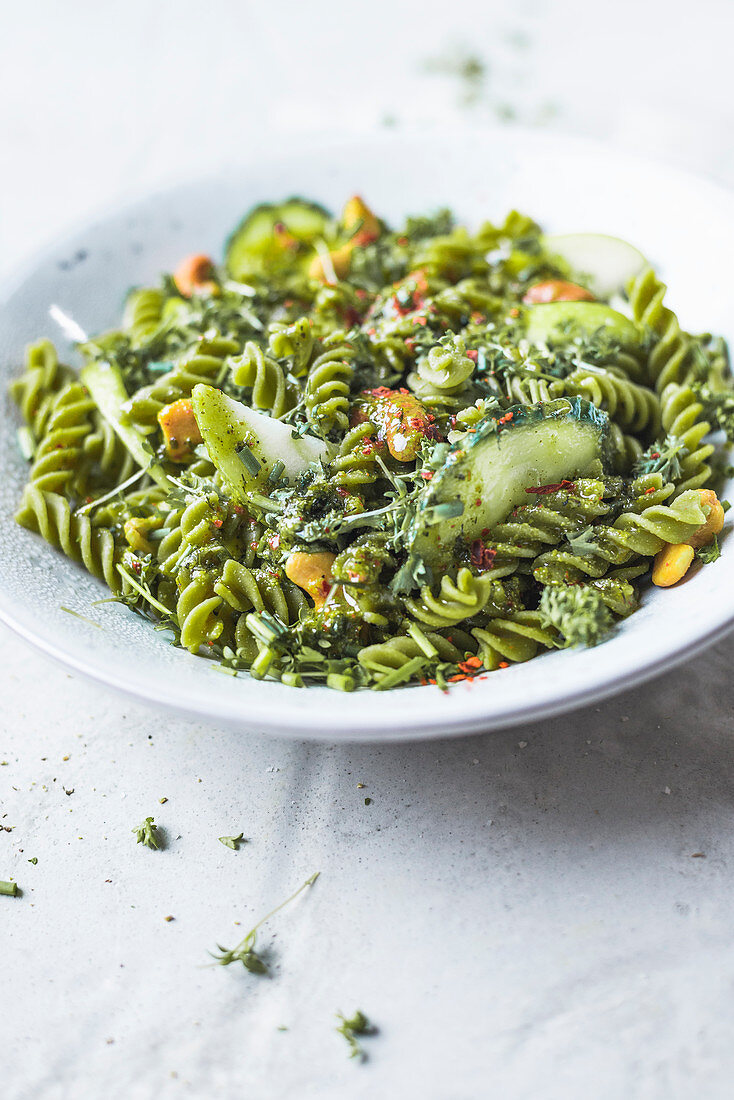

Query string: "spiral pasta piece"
[658, 383, 714, 496]
[15, 487, 120, 592]
[405, 568, 499, 628]
[562, 366, 661, 435]
[533, 488, 708, 582]
[123, 336, 239, 429]
[305, 340, 354, 434]
[627, 267, 691, 392]
[329, 423, 382, 487]
[408, 336, 475, 410]
[123, 287, 166, 343]
[229, 341, 297, 418]
[472, 612, 558, 670]
[214, 559, 306, 623]
[26, 381, 96, 496]
[10, 339, 75, 440]
[176, 575, 225, 652]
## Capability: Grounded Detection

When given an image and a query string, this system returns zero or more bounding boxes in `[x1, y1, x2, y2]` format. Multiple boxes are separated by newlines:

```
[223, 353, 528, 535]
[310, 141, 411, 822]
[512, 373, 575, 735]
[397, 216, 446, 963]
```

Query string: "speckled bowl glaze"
[1, 128, 733, 740]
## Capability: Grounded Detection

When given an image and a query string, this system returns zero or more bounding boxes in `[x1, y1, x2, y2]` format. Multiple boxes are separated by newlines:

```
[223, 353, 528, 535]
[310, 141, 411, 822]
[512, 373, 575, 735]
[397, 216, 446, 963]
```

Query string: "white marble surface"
[3, 2, 734, 1097]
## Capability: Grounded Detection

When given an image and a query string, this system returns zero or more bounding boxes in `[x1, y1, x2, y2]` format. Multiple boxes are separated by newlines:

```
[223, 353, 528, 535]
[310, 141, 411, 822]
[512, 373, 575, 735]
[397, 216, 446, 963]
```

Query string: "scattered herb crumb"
[159, 797, 168, 804]
[132, 816, 162, 849]
[356, 783, 365, 789]
[218, 833, 246, 850]
[364, 797, 373, 806]
[28, 857, 38, 865]
[211, 872, 319, 976]
[336, 1010, 375, 1061]
[695, 535, 721, 564]
[164, 915, 175, 922]
[1, 880, 19, 896]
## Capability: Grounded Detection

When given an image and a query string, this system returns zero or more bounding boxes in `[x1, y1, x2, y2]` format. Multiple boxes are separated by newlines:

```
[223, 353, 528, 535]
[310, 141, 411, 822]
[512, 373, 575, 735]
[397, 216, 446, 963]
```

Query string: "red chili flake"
[212, 518, 223, 528]
[367, 327, 376, 336]
[471, 311, 485, 324]
[399, 387, 409, 395]
[449, 415, 457, 429]
[344, 307, 362, 327]
[283, 298, 294, 308]
[448, 674, 467, 683]
[498, 661, 509, 669]
[498, 413, 514, 424]
[233, 505, 245, 514]
[466, 349, 478, 362]
[645, 486, 656, 495]
[397, 236, 409, 246]
[470, 540, 497, 571]
[132, 561, 142, 575]
[366, 386, 392, 398]
[420, 470, 434, 481]
[405, 338, 416, 353]
[458, 656, 483, 675]
[650, 451, 660, 459]
[415, 315, 428, 326]
[525, 479, 576, 495]
[480, 528, 489, 538]
[355, 288, 367, 300]
[508, 307, 520, 318]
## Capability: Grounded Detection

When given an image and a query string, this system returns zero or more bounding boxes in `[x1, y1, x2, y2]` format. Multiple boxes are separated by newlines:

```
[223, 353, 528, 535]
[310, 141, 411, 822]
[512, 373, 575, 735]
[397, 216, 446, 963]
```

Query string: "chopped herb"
[696, 535, 721, 564]
[218, 833, 246, 850]
[28, 858, 38, 865]
[335, 1010, 375, 1061]
[211, 872, 319, 976]
[132, 816, 162, 850]
[0, 881, 19, 896]
[236, 443, 262, 478]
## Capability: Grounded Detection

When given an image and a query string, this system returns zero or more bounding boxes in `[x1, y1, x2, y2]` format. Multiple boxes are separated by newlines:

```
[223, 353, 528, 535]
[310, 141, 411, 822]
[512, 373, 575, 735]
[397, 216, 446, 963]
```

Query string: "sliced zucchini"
[545, 233, 647, 298]
[525, 301, 642, 351]
[191, 384, 333, 503]
[410, 398, 610, 570]
[225, 199, 333, 279]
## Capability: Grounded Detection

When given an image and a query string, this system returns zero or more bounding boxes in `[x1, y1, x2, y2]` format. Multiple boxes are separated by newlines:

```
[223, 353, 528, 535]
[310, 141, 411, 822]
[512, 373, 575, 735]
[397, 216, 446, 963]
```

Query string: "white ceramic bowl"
[1, 128, 733, 740]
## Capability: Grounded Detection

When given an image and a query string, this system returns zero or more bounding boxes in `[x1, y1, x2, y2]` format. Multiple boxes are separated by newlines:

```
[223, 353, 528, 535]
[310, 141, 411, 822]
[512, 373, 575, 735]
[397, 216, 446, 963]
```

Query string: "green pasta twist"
[25, 381, 96, 496]
[267, 317, 315, 376]
[10, 339, 75, 441]
[15, 487, 121, 592]
[176, 574, 225, 652]
[82, 409, 136, 489]
[608, 422, 644, 474]
[214, 558, 306, 623]
[472, 611, 558, 670]
[533, 486, 707, 582]
[123, 287, 166, 343]
[229, 341, 297, 418]
[561, 366, 661, 435]
[408, 335, 476, 410]
[658, 382, 714, 496]
[329, 422, 382, 487]
[358, 629, 472, 684]
[432, 278, 501, 321]
[404, 567, 499, 628]
[123, 336, 239, 429]
[479, 479, 611, 578]
[502, 374, 558, 406]
[304, 337, 354, 434]
[627, 267, 691, 392]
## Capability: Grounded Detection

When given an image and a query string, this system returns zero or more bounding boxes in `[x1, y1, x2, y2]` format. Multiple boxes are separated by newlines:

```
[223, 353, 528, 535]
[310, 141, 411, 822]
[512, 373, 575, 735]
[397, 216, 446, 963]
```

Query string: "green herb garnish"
[696, 535, 721, 564]
[0, 880, 19, 896]
[211, 872, 319, 975]
[218, 833, 246, 850]
[132, 816, 162, 849]
[335, 1010, 375, 1061]
[540, 584, 614, 648]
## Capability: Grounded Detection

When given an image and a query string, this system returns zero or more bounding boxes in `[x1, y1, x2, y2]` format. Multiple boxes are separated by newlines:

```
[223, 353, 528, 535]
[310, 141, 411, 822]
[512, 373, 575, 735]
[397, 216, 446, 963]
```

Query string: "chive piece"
[280, 672, 305, 688]
[373, 655, 428, 691]
[267, 460, 286, 485]
[422, 501, 464, 525]
[326, 672, 355, 692]
[117, 565, 172, 617]
[406, 622, 438, 658]
[236, 443, 262, 478]
[0, 881, 19, 896]
[148, 360, 175, 374]
[251, 646, 276, 679]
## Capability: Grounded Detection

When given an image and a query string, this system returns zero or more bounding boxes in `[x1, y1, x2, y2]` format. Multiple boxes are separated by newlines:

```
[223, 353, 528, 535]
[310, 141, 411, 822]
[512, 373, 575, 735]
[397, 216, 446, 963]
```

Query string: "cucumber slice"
[80, 360, 170, 490]
[191, 384, 333, 503]
[525, 301, 642, 350]
[225, 199, 332, 279]
[410, 399, 610, 570]
[546, 233, 647, 298]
